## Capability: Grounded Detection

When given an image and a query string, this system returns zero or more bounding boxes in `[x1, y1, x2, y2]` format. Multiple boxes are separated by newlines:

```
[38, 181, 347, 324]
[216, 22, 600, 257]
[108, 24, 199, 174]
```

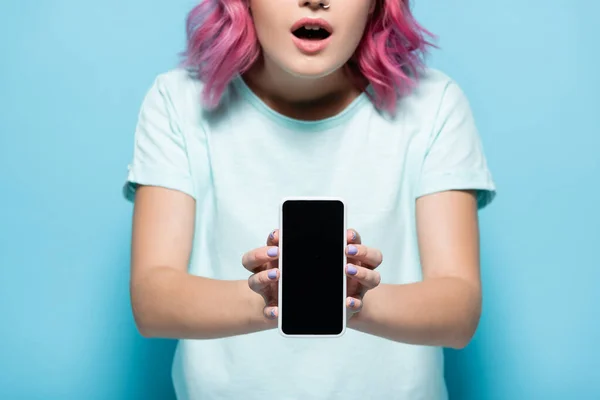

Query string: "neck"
[242, 60, 363, 121]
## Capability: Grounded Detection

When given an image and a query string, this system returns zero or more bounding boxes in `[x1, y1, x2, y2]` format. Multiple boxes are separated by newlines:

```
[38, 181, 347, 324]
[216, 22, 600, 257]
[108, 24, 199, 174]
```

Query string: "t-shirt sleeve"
[416, 81, 496, 209]
[122, 75, 195, 202]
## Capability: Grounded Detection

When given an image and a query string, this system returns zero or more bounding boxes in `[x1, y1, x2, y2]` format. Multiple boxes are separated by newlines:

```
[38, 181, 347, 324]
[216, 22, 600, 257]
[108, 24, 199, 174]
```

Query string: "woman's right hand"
[242, 229, 280, 320]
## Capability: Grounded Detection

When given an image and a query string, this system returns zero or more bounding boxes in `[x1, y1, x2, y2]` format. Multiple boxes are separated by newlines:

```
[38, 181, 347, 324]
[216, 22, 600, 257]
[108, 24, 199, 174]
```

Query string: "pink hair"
[180, 0, 434, 114]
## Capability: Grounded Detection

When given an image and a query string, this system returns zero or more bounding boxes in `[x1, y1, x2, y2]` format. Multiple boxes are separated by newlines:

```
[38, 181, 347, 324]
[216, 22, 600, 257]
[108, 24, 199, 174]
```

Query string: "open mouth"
[291, 18, 333, 41]
[292, 26, 331, 40]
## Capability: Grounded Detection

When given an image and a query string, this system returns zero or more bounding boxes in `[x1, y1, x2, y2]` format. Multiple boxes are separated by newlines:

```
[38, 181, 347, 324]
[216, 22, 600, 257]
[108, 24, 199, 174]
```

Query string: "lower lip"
[291, 35, 332, 55]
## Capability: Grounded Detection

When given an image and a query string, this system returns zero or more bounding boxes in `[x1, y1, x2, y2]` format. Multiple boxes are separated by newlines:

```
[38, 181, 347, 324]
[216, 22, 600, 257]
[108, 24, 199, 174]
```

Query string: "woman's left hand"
[345, 229, 383, 320]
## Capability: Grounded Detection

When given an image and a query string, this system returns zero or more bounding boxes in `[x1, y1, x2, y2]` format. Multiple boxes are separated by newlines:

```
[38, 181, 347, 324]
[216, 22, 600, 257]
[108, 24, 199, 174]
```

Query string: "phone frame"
[277, 196, 347, 338]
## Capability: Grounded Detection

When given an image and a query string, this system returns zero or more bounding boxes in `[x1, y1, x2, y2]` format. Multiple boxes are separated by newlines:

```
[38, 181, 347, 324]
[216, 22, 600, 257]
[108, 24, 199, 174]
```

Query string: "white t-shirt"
[123, 67, 496, 399]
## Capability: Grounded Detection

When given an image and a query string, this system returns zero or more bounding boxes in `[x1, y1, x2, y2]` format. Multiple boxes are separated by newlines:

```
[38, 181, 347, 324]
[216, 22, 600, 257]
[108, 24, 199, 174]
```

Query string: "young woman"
[123, 0, 496, 398]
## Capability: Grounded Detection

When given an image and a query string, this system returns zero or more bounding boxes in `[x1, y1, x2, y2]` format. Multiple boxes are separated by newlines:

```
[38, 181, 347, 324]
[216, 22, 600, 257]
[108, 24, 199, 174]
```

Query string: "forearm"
[131, 267, 274, 339]
[348, 277, 481, 349]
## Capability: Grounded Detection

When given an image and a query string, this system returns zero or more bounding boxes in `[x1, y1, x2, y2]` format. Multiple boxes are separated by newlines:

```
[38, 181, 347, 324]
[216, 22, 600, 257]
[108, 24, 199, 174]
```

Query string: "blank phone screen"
[281, 199, 345, 336]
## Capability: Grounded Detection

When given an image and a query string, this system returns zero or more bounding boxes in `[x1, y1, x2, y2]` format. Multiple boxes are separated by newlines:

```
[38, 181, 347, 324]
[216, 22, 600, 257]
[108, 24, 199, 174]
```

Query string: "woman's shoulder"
[151, 67, 205, 99]
[143, 67, 214, 126]
[392, 68, 471, 121]
[405, 68, 460, 103]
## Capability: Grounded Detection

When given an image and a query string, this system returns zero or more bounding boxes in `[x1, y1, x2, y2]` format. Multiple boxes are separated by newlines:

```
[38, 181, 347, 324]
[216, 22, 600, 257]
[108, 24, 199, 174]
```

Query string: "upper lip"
[290, 18, 333, 34]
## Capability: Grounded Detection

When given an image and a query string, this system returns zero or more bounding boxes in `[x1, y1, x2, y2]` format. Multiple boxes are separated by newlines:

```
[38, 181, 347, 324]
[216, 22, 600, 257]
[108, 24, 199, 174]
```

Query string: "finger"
[248, 268, 279, 293]
[242, 246, 279, 272]
[346, 296, 363, 312]
[347, 228, 362, 244]
[264, 306, 278, 320]
[267, 229, 280, 246]
[346, 244, 383, 268]
[346, 263, 381, 289]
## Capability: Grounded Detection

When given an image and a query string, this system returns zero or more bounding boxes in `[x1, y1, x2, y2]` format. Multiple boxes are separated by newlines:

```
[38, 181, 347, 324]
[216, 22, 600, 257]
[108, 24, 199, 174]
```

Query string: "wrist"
[243, 281, 277, 332]
[347, 288, 380, 331]
[347, 308, 368, 331]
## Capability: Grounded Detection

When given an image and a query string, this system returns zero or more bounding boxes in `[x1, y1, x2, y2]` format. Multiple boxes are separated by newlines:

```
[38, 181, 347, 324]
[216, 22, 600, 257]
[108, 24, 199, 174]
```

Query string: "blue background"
[1, 0, 598, 398]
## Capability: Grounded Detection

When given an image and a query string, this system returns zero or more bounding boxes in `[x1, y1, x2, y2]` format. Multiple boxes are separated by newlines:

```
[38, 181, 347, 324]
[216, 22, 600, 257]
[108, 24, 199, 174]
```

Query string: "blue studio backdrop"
[1, 0, 598, 399]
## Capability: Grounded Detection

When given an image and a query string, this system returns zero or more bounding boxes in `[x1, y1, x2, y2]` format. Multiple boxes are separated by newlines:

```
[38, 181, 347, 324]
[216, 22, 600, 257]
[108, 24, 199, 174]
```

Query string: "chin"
[282, 58, 344, 80]
[287, 68, 333, 79]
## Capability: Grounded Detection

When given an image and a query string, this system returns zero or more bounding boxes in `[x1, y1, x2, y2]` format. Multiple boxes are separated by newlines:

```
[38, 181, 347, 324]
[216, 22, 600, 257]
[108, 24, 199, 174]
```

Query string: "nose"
[299, 0, 330, 10]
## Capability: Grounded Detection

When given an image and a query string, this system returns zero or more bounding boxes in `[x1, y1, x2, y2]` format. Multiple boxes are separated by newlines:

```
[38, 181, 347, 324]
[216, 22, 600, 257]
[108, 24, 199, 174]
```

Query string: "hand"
[242, 228, 383, 322]
[242, 229, 281, 320]
[345, 229, 383, 320]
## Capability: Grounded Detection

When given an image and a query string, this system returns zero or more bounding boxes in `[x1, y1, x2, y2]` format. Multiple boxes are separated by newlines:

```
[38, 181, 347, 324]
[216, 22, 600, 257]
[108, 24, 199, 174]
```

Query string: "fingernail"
[268, 269, 277, 279]
[348, 245, 358, 255]
[347, 264, 358, 275]
[350, 298, 355, 308]
[269, 230, 275, 239]
[270, 309, 276, 318]
[351, 231, 356, 241]
[267, 247, 278, 257]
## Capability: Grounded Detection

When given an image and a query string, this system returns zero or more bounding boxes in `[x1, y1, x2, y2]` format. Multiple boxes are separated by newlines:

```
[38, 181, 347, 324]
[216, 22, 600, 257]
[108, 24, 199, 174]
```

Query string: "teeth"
[304, 25, 322, 31]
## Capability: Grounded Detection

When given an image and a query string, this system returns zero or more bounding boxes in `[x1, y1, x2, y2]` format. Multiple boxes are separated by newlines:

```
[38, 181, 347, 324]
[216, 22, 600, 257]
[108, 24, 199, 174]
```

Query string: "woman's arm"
[129, 186, 274, 339]
[348, 190, 482, 349]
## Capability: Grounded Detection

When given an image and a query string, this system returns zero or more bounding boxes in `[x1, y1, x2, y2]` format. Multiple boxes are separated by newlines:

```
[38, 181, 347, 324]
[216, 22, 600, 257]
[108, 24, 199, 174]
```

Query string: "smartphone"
[278, 197, 347, 338]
